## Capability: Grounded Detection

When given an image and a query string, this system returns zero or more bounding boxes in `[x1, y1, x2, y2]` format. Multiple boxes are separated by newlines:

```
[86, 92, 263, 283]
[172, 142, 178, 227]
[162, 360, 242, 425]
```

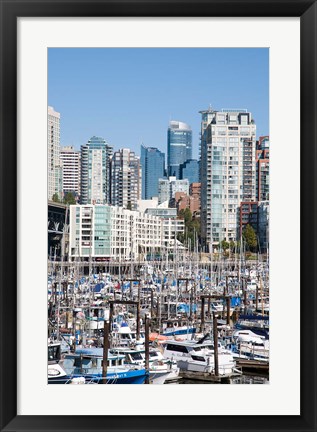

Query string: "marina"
[48, 253, 269, 385]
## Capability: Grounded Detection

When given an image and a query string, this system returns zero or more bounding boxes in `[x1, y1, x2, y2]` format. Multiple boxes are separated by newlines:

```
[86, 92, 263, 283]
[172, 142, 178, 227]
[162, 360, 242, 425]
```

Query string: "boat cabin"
[63, 348, 126, 375]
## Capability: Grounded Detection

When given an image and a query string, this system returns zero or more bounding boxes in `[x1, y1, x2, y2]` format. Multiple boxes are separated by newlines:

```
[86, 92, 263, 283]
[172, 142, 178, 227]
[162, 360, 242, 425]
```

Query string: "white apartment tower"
[110, 148, 142, 211]
[60, 146, 81, 197]
[200, 107, 256, 247]
[80, 136, 113, 205]
[48, 106, 62, 200]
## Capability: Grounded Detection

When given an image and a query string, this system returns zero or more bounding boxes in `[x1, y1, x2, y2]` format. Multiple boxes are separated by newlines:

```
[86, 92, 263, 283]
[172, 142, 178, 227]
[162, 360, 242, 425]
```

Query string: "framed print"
[0, 0, 316, 431]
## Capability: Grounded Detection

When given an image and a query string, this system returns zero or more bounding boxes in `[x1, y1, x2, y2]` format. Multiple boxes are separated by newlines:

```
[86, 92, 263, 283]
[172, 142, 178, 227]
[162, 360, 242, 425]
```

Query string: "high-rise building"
[80, 136, 113, 205]
[60, 146, 81, 198]
[200, 107, 256, 247]
[238, 200, 269, 253]
[258, 200, 269, 252]
[180, 159, 200, 184]
[167, 120, 192, 179]
[239, 201, 259, 238]
[158, 176, 189, 206]
[110, 148, 142, 211]
[141, 145, 165, 199]
[48, 106, 63, 200]
[256, 136, 270, 201]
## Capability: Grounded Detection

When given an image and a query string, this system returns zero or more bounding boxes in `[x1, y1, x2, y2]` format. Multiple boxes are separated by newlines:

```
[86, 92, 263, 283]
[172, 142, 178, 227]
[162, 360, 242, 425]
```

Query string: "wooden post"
[194, 282, 197, 319]
[189, 281, 192, 320]
[150, 288, 154, 318]
[109, 302, 114, 327]
[226, 296, 231, 325]
[200, 297, 205, 332]
[212, 312, 219, 377]
[156, 290, 159, 319]
[260, 277, 264, 316]
[256, 283, 259, 312]
[244, 284, 247, 315]
[53, 282, 57, 305]
[225, 275, 229, 295]
[145, 315, 150, 384]
[72, 312, 76, 353]
[207, 298, 211, 318]
[65, 310, 69, 330]
[102, 320, 110, 384]
[136, 299, 140, 340]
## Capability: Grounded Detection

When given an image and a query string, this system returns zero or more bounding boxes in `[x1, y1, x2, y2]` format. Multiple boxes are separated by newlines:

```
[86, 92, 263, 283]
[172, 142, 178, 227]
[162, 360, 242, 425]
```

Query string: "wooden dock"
[235, 359, 269, 373]
[179, 370, 241, 383]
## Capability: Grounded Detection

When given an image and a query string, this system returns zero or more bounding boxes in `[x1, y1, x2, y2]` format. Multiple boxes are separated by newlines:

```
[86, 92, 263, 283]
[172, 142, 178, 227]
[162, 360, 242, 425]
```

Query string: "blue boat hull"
[48, 368, 147, 384]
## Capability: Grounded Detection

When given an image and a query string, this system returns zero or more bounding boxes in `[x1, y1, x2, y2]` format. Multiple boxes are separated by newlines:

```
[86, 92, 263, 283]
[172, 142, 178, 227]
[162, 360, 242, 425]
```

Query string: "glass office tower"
[141, 145, 165, 199]
[180, 159, 200, 184]
[167, 120, 192, 179]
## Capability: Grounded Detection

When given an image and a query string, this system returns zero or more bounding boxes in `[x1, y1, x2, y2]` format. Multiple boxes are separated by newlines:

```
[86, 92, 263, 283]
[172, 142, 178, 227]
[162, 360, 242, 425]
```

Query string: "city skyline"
[48, 48, 269, 159]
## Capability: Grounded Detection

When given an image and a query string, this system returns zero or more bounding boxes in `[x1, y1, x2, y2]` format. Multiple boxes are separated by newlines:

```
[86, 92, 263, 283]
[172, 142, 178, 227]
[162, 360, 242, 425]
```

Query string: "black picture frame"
[0, 1, 316, 431]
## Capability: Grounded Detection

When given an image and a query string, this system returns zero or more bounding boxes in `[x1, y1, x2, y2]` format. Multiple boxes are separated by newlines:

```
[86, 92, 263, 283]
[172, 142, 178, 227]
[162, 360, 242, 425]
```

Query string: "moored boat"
[163, 339, 237, 377]
[62, 347, 147, 384]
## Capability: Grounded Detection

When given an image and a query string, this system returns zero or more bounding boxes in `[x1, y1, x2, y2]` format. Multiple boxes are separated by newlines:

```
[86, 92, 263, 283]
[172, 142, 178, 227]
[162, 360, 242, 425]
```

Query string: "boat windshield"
[191, 355, 205, 362]
[48, 345, 60, 361]
[130, 352, 143, 361]
[193, 345, 213, 352]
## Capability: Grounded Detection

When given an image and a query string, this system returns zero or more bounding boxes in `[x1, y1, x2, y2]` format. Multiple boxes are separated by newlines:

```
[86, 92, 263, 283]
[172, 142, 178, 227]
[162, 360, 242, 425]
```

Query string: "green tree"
[52, 193, 60, 203]
[220, 240, 229, 251]
[63, 192, 76, 205]
[177, 232, 184, 243]
[243, 224, 257, 252]
[178, 208, 201, 251]
[179, 208, 192, 225]
[229, 240, 236, 252]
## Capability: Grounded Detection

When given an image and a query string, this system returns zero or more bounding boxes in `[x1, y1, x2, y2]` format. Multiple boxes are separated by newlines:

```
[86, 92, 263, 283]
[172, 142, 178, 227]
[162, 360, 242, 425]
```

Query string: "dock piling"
[212, 312, 219, 377]
[102, 320, 110, 384]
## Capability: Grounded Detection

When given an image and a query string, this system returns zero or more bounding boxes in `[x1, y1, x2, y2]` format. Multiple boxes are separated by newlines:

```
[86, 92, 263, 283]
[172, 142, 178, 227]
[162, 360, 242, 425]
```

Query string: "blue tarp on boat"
[177, 303, 197, 313]
[93, 282, 104, 293]
[231, 297, 242, 307]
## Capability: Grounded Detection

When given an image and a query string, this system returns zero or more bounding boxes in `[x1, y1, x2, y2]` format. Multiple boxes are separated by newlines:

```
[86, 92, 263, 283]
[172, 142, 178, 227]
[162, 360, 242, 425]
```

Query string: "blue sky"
[48, 48, 269, 159]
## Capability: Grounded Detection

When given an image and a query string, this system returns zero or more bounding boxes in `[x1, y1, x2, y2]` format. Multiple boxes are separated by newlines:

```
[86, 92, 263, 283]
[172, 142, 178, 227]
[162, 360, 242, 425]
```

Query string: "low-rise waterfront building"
[69, 204, 184, 261]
